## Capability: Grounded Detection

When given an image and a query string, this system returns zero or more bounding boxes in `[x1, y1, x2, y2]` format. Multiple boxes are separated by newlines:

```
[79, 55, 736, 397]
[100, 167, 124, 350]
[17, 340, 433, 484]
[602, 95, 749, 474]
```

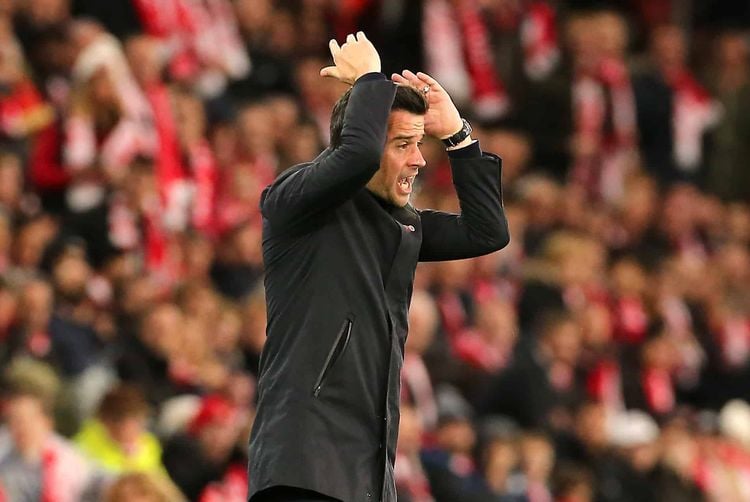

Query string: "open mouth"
[397, 176, 416, 194]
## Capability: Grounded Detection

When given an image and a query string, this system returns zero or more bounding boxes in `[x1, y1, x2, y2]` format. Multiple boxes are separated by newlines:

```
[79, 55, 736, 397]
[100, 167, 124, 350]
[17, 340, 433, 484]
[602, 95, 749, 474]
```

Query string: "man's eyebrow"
[392, 134, 425, 142]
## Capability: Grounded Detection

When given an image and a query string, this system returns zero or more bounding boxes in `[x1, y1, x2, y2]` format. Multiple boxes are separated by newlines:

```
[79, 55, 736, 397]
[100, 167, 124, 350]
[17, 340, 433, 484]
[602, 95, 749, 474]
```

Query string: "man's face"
[367, 110, 426, 207]
[4, 395, 52, 456]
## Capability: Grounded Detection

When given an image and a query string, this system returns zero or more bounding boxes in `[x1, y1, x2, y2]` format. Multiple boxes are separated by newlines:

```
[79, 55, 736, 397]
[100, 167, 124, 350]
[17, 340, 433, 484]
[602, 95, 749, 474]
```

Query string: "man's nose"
[410, 146, 426, 168]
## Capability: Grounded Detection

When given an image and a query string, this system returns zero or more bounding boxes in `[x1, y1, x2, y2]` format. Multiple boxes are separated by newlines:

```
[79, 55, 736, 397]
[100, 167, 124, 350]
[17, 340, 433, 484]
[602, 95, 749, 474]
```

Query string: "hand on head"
[391, 70, 463, 141]
[320, 32, 381, 85]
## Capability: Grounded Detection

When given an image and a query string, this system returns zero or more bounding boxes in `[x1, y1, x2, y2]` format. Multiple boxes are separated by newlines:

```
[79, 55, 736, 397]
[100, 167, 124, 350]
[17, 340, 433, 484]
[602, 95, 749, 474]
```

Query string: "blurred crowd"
[0, 0, 749, 501]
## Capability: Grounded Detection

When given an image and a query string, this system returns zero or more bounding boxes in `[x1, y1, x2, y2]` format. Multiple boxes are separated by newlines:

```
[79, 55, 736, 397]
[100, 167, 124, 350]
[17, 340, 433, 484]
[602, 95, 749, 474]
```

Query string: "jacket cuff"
[355, 72, 387, 84]
[447, 140, 481, 159]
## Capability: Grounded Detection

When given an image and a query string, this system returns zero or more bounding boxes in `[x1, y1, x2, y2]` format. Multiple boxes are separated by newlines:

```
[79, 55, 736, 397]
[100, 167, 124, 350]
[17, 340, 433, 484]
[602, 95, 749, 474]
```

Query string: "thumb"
[320, 66, 340, 79]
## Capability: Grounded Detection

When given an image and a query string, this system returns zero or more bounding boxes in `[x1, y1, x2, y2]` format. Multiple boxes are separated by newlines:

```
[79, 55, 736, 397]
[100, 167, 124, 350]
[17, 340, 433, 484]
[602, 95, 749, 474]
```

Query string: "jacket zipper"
[313, 318, 353, 397]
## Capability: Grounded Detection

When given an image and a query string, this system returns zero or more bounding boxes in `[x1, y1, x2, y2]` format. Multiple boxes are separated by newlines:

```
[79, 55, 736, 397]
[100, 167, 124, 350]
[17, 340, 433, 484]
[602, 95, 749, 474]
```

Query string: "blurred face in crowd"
[88, 68, 119, 108]
[718, 242, 750, 285]
[566, 14, 600, 71]
[660, 421, 698, 477]
[727, 203, 750, 243]
[0, 284, 17, 333]
[241, 291, 267, 354]
[366, 110, 427, 208]
[180, 282, 220, 324]
[282, 122, 322, 167]
[14, 216, 57, 268]
[19, 279, 53, 329]
[0, 211, 11, 258]
[174, 91, 206, 149]
[520, 434, 554, 483]
[267, 95, 300, 145]
[181, 233, 214, 281]
[595, 11, 628, 58]
[234, 0, 273, 37]
[0, 153, 22, 209]
[661, 184, 698, 238]
[717, 32, 749, 70]
[237, 103, 275, 157]
[4, 394, 53, 459]
[230, 222, 263, 265]
[213, 306, 242, 354]
[141, 304, 184, 356]
[575, 402, 608, 451]
[580, 303, 613, 351]
[125, 35, 163, 87]
[484, 439, 518, 491]
[521, 176, 560, 229]
[620, 175, 657, 235]
[24, 0, 69, 25]
[198, 419, 240, 463]
[544, 318, 582, 366]
[397, 406, 423, 456]
[642, 333, 678, 371]
[610, 258, 647, 297]
[406, 289, 438, 355]
[436, 418, 476, 455]
[52, 249, 91, 302]
[105, 413, 147, 453]
[476, 298, 518, 349]
[105, 472, 180, 502]
[652, 25, 687, 71]
[481, 129, 530, 183]
[434, 256, 473, 291]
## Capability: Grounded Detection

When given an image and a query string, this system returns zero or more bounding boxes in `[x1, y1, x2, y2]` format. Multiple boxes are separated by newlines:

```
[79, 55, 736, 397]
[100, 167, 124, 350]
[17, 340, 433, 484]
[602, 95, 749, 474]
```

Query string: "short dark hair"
[97, 384, 149, 422]
[329, 84, 428, 149]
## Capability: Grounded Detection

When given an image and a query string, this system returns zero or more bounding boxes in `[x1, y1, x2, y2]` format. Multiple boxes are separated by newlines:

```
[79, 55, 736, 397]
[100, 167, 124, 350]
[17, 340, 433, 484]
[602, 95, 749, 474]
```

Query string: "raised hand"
[391, 70, 463, 140]
[320, 32, 381, 85]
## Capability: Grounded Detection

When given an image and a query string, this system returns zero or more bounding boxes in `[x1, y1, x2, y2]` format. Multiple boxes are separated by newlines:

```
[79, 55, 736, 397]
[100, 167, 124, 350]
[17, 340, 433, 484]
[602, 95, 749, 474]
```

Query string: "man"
[0, 380, 99, 501]
[248, 32, 509, 502]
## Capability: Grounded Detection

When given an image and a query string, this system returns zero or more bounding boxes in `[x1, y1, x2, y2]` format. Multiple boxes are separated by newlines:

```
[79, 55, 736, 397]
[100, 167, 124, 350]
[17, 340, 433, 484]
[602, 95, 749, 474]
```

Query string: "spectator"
[395, 404, 434, 502]
[74, 383, 165, 475]
[104, 471, 186, 502]
[0, 369, 100, 501]
[404, 289, 439, 433]
[632, 24, 720, 185]
[421, 387, 499, 502]
[162, 394, 244, 501]
[479, 310, 584, 431]
[705, 31, 750, 202]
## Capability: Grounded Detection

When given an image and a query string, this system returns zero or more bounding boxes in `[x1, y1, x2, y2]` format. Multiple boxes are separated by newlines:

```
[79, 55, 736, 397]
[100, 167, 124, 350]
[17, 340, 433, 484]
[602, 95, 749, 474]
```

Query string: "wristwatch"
[442, 119, 473, 148]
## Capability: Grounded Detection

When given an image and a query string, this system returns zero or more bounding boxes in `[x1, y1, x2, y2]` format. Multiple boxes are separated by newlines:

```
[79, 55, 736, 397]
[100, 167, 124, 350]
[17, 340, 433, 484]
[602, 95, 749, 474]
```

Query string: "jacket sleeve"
[418, 141, 510, 261]
[260, 73, 396, 227]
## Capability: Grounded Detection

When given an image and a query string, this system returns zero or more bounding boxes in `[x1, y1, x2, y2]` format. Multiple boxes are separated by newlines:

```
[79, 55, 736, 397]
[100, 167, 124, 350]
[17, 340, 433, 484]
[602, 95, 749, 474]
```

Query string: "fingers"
[416, 72, 441, 88]
[323, 32, 380, 83]
[390, 73, 409, 85]
[320, 66, 339, 79]
[401, 70, 428, 91]
[328, 39, 341, 59]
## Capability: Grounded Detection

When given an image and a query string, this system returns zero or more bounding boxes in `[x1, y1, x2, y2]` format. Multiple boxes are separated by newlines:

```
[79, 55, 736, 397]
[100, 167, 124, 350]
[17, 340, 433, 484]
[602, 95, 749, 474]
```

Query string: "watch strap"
[442, 119, 473, 147]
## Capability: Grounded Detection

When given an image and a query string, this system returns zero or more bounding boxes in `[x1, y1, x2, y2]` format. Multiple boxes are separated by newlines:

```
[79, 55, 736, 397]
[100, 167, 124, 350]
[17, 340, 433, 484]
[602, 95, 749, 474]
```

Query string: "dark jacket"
[247, 73, 509, 502]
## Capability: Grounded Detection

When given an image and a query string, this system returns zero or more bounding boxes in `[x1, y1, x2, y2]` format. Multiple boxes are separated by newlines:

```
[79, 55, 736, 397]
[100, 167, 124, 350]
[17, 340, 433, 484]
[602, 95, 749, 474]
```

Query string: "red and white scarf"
[133, 0, 250, 92]
[395, 452, 434, 502]
[642, 367, 675, 415]
[520, 1, 560, 81]
[667, 70, 721, 172]
[423, 0, 509, 119]
[39, 436, 93, 502]
[571, 57, 637, 201]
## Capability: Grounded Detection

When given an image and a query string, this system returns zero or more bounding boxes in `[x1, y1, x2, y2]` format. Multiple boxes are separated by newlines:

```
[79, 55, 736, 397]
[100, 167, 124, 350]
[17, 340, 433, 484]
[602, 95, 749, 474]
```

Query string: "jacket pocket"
[313, 318, 353, 397]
